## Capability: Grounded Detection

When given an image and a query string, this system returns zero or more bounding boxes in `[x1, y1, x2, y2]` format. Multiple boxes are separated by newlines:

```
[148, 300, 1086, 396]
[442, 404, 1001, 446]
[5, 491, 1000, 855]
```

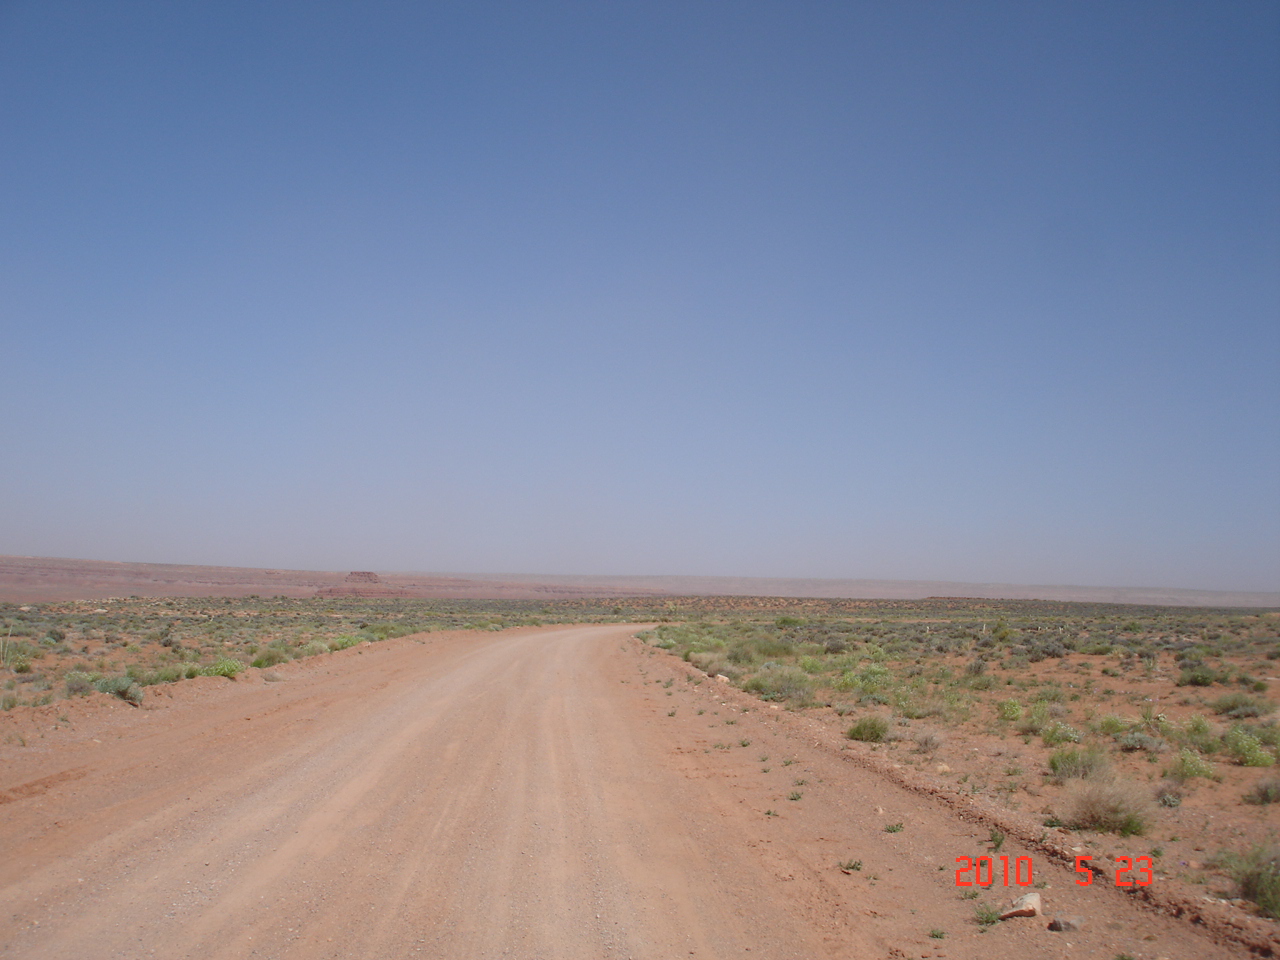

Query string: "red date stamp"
[1073, 855, 1154, 887]
[955, 855, 1035, 887]
[954, 855, 1155, 887]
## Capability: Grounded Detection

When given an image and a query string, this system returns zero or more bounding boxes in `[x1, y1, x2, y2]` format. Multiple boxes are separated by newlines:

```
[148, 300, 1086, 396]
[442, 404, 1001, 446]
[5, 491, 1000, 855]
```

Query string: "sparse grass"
[838, 859, 862, 872]
[973, 902, 1001, 927]
[884, 822, 904, 833]
[928, 929, 946, 939]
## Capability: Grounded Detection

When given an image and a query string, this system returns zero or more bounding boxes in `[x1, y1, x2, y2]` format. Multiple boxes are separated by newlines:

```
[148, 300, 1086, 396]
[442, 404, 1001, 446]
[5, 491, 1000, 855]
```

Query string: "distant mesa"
[319, 570, 405, 598]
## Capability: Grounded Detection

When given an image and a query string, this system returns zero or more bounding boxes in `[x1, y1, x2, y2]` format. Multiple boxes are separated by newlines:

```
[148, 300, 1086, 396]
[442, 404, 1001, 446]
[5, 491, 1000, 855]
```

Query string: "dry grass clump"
[1048, 745, 1109, 782]
[846, 715, 889, 742]
[1243, 777, 1280, 805]
[1059, 777, 1151, 836]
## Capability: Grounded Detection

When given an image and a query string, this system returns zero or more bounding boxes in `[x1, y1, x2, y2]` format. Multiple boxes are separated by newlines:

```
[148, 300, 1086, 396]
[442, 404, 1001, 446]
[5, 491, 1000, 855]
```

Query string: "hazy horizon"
[3, 3, 1277, 593]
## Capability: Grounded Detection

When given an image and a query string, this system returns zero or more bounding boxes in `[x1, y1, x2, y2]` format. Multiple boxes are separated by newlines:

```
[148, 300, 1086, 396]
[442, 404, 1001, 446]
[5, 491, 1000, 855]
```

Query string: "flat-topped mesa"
[344, 571, 381, 583]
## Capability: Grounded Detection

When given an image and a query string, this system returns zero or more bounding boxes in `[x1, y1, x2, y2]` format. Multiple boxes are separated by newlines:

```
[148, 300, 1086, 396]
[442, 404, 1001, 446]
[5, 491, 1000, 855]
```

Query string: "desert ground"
[3, 618, 1277, 960]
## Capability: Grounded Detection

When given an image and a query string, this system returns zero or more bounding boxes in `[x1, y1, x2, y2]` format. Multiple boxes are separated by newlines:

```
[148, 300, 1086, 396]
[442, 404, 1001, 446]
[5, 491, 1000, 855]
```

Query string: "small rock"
[999, 892, 1042, 920]
[1048, 916, 1085, 932]
[935, 764, 951, 773]
[715, 674, 731, 683]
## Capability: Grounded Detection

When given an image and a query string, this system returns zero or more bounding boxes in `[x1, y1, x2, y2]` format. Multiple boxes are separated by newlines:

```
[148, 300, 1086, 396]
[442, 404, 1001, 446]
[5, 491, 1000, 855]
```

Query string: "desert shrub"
[11, 655, 32, 674]
[95, 675, 143, 705]
[1060, 778, 1150, 836]
[251, 648, 289, 668]
[1224, 726, 1275, 767]
[64, 670, 97, 695]
[1049, 746, 1109, 781]
[1097, 714, 1128, 736]
[1176, 713, 1218, 751]
[742, 664, 815, 703]
[1016, 704, 1050, 736]
[1118, 731, 1166, 754]
[203, 658, 245, 679]
[1041, 722, 1082, 746]
[1167, 749, 1215, 783]
[688, 651, 727, 677]
[913, 729, 943, 754]
[1178, 665, 1221, 687]
[798, 655, 825, 674]
[846, 715, 890, 742]
[1213, 692, 1273, 719]
[328, 634, 364, 651]
[965, 657, 987, 677]
[896, 695, 945, 720]
[1155, 780, 1183, 807]
[1243, 778, 1280, 805]
[299, 640, 330, 658]
[1220, 846, 1280, 920]
[996, 698, 1023, 722]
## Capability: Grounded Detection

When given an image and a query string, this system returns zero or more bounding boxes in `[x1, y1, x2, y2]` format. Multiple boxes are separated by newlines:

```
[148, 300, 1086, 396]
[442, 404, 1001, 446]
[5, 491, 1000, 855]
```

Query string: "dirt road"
[0, 626, 1256, 959]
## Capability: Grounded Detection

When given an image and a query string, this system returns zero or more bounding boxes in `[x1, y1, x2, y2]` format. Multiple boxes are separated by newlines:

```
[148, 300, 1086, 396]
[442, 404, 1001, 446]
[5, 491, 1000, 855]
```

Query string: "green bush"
[251, 647, 290, 668]
[1097, 714, 1128, 736]
[846, 715, 890, 742]
[299, 640, 330, 658]
[996, 698, 1023, 722]
[742, 665, 815, 703]
[1213, 692, 1273, 719]
[64, 670, 97, 696]
[203, 658, 245, 679]
[1225, 726, 1275, 767]
[1167, 749, 1215, 783]
[1042, 722, 1082, 746]
[1178, 666, 1221, 687]
[1016, 704, 1050, 736]
[95, 675, 143, 705]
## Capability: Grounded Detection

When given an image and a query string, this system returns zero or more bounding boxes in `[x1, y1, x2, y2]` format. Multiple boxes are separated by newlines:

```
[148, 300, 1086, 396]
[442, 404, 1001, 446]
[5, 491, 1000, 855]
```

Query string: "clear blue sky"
[2, 1, 1277, 591]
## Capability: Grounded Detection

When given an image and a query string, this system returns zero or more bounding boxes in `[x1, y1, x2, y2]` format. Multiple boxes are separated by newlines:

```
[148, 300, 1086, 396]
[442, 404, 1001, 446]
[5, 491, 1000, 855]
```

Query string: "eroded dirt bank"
[0, 625, 1265, 959]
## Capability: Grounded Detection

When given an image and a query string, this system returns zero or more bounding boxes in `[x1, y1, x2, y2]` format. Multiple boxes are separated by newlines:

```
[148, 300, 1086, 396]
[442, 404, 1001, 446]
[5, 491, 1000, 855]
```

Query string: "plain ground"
[0, 624, 1271, 959]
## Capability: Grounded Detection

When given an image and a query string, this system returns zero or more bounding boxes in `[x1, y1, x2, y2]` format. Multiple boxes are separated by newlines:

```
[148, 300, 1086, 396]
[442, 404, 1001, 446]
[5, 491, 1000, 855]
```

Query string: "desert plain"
[1, 558, 1279, 959]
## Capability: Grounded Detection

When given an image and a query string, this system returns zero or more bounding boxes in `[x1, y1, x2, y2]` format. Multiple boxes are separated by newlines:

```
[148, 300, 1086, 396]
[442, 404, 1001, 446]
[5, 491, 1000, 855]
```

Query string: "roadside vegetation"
[4, 592, 1279, 918]
[0, 595, 646, 709]
[636, 599, 1280, 920]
